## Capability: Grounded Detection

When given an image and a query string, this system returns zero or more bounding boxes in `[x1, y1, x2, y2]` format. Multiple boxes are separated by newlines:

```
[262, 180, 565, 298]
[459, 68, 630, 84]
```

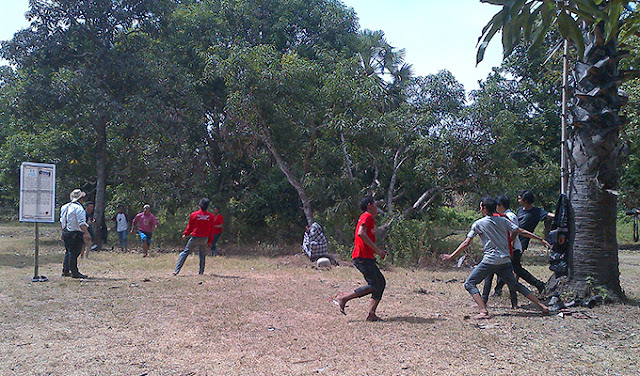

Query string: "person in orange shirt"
[334, 196, 388, 322]
[173, 199, 215, 275]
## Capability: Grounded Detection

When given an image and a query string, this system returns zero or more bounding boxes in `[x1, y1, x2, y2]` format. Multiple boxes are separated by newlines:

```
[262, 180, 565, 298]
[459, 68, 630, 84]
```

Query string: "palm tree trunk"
[568, 23, 626, 298]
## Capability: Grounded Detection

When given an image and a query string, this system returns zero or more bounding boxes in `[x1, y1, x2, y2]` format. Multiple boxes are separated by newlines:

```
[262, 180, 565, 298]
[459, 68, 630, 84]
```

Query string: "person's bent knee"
[465, 281, 480, 296]
[371, 288, 384, 301]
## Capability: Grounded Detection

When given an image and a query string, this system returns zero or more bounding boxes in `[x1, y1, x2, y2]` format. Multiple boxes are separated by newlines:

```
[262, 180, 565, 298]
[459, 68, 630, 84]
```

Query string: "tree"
[0, 0, 207, 247]
[477, 0, 638, 298]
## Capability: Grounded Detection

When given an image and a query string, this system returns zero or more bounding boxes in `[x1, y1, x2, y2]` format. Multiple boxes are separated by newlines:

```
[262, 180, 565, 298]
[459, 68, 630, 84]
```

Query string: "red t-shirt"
[212, 214, 224, 235]
[183, 209, 215, 244]
[352, 211, 376, 259]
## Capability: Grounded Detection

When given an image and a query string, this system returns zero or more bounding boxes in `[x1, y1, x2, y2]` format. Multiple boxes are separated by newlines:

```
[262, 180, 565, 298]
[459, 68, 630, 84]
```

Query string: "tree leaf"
[477, 9, 507, 64]
[529, 2, 553, 53]
[481, 0, 509, 5]
[605, 0, 623, 42]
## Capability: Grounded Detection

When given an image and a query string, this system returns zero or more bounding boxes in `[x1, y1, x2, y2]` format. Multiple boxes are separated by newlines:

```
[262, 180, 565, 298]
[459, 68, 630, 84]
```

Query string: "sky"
[0, 0, 505, 91]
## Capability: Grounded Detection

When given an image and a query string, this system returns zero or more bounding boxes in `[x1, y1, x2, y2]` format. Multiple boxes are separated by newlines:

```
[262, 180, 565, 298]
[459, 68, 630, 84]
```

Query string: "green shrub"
[384, 206, 479, 267]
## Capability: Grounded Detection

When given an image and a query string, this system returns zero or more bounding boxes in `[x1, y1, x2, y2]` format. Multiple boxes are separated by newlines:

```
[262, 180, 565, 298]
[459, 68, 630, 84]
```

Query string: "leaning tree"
[477, 0, 640, 299]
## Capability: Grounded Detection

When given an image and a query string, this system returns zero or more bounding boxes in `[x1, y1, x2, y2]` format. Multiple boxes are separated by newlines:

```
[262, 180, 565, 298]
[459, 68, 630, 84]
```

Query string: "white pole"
[561, 39, 569, 195]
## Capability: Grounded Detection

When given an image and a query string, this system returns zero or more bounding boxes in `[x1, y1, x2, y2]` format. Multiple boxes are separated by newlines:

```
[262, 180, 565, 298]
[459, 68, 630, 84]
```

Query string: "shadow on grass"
[620, 243, 640, 251]
[0, 253, 60, 268]
[493, 311, 550, 318]
[385, 316, 447, 324]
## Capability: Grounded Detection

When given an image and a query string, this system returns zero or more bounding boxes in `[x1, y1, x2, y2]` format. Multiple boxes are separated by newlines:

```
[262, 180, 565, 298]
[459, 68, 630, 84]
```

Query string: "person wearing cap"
[60, 189, 92, 278]
[131, 204, 159, 257]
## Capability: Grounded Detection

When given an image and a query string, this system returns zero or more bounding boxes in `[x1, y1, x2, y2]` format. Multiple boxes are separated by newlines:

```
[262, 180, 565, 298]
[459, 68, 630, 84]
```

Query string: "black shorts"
[353, 257, 386, 300]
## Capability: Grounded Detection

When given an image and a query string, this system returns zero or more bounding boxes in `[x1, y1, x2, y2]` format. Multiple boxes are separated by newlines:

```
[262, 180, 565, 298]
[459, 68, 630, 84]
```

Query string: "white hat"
[70, 189, 86, 202]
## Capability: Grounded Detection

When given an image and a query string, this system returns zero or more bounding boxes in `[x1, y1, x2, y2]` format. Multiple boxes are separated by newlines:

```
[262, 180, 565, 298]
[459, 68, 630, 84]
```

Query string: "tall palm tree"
[477, 0, 638, 299]
[356, 30, 413, 112]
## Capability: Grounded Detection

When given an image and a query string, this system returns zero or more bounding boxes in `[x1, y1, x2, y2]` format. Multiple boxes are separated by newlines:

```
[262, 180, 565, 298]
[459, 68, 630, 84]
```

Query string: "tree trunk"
[94, 119, 108, 250]
[567, 23, 627, 298]
[259, 130, 314, 225]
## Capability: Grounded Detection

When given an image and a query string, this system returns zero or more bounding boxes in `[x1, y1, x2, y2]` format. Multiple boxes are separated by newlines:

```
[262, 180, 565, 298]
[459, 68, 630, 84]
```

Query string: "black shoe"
[72, 273, 88, 279]
[492, 289, 502, 297]
[536, 283, 545, 294]
[62, 271, 71, 277]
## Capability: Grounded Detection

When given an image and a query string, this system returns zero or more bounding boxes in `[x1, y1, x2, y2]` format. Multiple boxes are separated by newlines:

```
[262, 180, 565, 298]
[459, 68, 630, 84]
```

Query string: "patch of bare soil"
[1, 226, 639, 375]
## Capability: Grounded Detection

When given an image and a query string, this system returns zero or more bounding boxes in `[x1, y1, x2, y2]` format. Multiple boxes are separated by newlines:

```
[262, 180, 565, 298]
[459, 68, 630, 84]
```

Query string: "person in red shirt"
[173, 198, 216, 275]
[334, 196, 388, 322]
[210, 206, 224, 256]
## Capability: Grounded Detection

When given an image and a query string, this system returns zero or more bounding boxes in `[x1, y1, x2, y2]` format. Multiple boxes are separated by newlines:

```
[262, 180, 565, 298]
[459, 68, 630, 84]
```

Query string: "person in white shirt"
[112, 205, 129, 252]
[60, 189, 92, 278]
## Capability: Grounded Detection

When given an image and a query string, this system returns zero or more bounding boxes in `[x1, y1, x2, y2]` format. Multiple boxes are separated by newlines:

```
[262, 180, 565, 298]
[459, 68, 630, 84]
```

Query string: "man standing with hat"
[60, 189, 92, 278]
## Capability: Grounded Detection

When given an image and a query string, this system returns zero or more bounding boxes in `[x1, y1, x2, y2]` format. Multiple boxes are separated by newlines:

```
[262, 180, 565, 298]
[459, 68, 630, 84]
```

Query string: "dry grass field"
[1, 222, 639, 376]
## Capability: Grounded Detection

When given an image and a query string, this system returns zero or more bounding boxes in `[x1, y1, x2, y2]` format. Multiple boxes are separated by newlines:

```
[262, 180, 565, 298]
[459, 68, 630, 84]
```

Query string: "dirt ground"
[1, 223, 639, 376]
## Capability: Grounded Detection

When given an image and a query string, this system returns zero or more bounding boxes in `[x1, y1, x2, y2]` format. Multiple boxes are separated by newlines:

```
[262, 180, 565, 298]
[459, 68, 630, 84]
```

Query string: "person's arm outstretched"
[440, 237, 472, 261]
[514, 228, 551, 248]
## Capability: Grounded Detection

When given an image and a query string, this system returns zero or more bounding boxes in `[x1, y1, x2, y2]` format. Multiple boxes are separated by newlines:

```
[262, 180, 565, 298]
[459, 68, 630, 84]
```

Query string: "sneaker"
[72, 273, 88, 279]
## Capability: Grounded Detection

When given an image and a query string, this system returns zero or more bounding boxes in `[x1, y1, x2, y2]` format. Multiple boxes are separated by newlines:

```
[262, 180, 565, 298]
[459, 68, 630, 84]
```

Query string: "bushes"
[385, 207, 479, 267]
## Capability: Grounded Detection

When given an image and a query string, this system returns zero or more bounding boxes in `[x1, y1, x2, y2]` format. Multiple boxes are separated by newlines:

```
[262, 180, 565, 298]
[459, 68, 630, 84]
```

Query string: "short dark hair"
[359, 196, 375, 212]
[481, 197, 497, 214]
[518, 189, 535, 204]
[86, 201, 94, 206]
[199, 198, 210, 211]
[496, 195, 510, 209]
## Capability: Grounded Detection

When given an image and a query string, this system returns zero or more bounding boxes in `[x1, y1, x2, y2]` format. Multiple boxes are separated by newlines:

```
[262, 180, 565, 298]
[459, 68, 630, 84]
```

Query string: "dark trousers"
[482, 272, 518, 307]
[62, 231, 84, 275]
[210, 233, 222, 255]
[495, 249, 545, 292]
[353, 258, 386, 300]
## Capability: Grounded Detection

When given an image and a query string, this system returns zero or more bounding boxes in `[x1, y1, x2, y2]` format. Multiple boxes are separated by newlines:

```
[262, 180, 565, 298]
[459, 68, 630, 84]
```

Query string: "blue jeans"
[465, 261, 532, 297]
[117, 230, 128, 249]
[175, 236, 208, 275]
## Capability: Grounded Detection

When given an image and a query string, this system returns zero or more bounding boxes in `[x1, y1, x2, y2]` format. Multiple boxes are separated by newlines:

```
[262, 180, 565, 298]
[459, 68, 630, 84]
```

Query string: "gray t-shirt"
[467, 215, 519, 265]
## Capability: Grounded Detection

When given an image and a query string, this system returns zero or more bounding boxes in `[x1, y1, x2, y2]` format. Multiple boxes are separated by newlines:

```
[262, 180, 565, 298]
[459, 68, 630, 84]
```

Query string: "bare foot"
[474, 312, 491, 320]
[332, 296, 347, 315]
[366, 313, 383, 322]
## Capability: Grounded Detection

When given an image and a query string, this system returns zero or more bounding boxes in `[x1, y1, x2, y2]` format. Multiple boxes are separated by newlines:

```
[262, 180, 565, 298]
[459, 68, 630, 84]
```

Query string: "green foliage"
[477, 0, 638, 64]
[616, 210, 638, 245]
[385, 207, 478, 267]
[151, 207, 190, 246]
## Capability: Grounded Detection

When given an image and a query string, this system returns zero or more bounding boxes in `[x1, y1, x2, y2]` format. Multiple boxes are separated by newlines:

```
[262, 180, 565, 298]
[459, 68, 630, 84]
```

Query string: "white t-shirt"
[504, 209, 523, 251]
[115, 212, 128, 232]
